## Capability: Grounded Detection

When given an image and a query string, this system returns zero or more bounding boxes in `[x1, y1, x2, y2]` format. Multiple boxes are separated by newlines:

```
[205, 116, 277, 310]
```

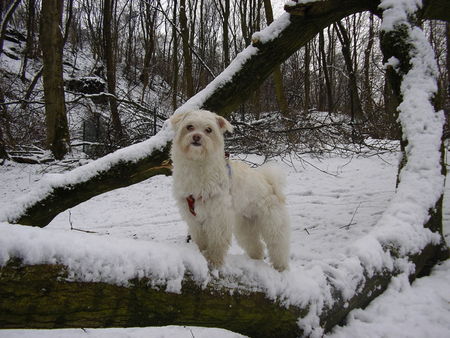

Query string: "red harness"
[186, 195, 197, 216]
[186, 160, 232, 217]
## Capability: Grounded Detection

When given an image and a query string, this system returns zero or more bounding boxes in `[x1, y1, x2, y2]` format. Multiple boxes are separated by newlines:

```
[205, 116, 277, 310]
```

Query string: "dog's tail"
[258, 163, 287, 203]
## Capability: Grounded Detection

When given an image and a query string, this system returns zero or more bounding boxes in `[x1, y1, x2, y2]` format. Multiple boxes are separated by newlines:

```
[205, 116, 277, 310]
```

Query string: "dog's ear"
[170, 112, 188, 130]
[216, 116, 233, 133]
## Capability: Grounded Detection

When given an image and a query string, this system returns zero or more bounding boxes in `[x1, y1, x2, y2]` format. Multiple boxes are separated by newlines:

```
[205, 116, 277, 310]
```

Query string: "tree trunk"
[172, 0, 179, 110]
[319, 30, 334, 114]
[20, 0, 36, 81]
[179, 0, 194, 98]
[0, 241, 445, 336]
[335, 20, 363, 119]
[140, 2, 156, 102]
[103, 0, 124, 145]
[11, 144, 171, 227]
[40, 0, 70, 160]
[444, 23, 449, 137]
[0, 0, 21, 57]
[304, 42, 311, 113]
[263, 0, 289, 115]
[222, 0, 230, 67]
[0, 87, 9, 163]
[363, 13, 374, 116]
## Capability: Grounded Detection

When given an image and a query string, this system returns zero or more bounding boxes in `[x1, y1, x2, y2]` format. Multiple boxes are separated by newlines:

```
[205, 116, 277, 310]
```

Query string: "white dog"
[170, 110, 290, 271]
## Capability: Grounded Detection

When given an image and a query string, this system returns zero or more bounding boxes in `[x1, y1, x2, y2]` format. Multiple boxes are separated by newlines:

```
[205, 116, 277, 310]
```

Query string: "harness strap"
[186, 159, 232, 217]
[186, 195, 196, 216]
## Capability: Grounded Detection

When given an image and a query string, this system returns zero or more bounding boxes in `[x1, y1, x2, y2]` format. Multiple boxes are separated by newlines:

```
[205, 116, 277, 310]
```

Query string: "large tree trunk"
[40, 0, 70, 160]
[0, 242, 445, 336]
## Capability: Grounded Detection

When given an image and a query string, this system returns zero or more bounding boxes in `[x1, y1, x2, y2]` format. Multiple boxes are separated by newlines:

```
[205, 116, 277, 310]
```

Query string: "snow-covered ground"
[0, 149, 448, 337]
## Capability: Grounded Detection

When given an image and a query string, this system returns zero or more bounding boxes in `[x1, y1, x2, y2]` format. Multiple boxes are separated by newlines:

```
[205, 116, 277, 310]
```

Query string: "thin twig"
[69, 210, 97, 234]
[340, 202, 362, 230]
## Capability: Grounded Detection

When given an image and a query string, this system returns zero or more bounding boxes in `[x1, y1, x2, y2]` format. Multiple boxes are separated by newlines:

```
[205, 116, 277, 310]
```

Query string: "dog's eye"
[186, 125, 194, 131]
[205, 127, 212, 134]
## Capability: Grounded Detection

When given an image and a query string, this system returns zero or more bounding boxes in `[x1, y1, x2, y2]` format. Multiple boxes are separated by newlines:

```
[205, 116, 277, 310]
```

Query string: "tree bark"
[103, 0, 124, 145]
[20, 0, 36, 81]
[179, 0, 195, 98]
[40, 0, 70, 160]
[12, 145, 171, 227]
[263, 0, 289, 115]
[0, 0, 21, 57]
[171, 0, 179, 110]
[335, 20, 363, 119]
[319, 30, 334, 114]
[0, 241, 445, 336]
[363, 13, 374, 116]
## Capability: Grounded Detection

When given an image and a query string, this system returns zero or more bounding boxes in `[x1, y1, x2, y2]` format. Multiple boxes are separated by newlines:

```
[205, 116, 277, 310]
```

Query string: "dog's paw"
[273, 262, 289, 272]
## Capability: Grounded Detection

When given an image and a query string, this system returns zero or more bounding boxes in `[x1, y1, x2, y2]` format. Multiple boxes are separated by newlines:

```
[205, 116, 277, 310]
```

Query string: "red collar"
[186, 195, 197, 216]
[186, 159, 232, 217]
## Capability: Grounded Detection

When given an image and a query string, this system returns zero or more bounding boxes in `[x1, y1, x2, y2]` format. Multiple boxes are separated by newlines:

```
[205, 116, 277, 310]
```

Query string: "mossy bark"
[0, 241, 446, 336]
[0, 260, 305, 337]
[14, 145, 171, 227]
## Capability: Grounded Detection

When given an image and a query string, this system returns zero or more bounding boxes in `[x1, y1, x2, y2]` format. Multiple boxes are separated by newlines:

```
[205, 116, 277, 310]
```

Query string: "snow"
[0, 121, 174, 224]
[326, 260, 450, 338]
[371, 0, 445, 258]
[251, 13, 291, 45]
[0, 326, 245, 338]
[173, 46, 259, 116]
[0, 148, 448, 337]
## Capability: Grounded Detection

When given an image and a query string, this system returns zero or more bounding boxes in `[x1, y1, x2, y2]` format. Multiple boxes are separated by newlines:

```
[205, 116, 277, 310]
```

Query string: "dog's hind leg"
[234, 216, 265, 260]
[259, 207, 290, 271]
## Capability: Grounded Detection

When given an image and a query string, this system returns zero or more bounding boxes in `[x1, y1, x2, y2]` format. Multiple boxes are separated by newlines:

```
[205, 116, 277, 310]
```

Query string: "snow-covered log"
[0, 241, 444, 336]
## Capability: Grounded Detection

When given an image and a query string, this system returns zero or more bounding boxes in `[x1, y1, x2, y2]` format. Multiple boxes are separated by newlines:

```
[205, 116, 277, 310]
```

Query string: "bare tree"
[335, 20, 363, 120]
[179, 0, 194, 98]
[103, 0, 124, 145]
[0, 0, 21, 57]
[39, 0, 70, 159]
[263, 0, 289, 115]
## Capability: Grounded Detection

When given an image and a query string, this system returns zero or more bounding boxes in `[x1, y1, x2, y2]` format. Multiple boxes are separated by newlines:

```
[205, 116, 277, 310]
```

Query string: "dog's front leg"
[201, 197, 233, 269]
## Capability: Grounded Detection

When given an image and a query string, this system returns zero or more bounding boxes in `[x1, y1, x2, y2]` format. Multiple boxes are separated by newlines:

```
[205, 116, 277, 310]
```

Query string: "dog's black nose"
[193, 134, 201, 142]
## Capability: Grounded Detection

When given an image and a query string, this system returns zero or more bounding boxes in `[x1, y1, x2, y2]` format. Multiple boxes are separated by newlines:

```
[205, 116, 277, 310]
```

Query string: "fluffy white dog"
[170, 110, 290, 271]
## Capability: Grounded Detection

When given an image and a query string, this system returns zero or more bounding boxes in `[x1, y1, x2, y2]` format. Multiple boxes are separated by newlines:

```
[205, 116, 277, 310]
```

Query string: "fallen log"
[0, 241, 446, 337]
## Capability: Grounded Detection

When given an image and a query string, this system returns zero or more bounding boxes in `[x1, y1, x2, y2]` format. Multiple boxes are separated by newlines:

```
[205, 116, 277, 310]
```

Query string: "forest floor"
[0, 148, 449, 337]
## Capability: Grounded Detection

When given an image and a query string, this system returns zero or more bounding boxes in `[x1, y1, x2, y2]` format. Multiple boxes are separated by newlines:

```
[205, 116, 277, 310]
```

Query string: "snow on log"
[0, 223, 445, 336]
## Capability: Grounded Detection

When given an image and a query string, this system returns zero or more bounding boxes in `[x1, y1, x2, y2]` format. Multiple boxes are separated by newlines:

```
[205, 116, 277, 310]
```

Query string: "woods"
[0, 0, 448, 160]
[1, 0, 450, 336]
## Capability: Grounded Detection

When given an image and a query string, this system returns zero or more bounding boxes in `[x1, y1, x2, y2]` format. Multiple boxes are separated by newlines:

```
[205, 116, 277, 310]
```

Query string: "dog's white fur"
[170, 110, 290, 271]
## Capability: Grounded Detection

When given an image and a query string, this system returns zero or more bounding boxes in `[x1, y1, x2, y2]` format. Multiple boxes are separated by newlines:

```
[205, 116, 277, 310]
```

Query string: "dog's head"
[170, 110, 233, 160]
